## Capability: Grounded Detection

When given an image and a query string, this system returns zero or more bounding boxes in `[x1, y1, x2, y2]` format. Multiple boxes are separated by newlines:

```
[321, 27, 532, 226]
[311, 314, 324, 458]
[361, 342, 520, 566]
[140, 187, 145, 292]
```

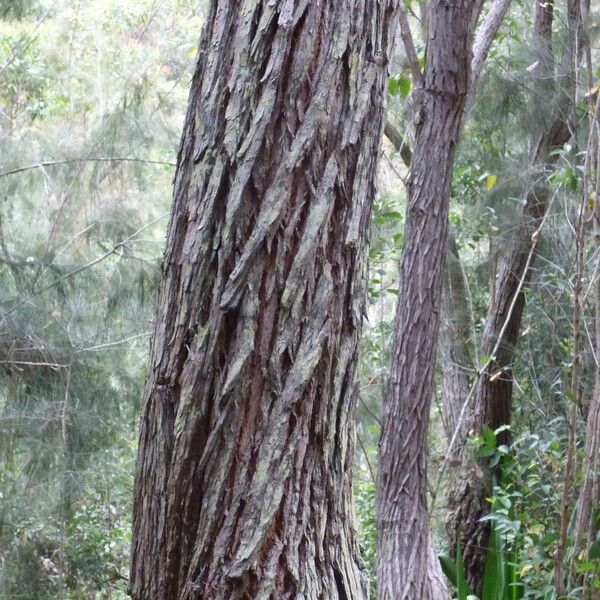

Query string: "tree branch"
[386, 0, 513, 170]
[0, 157, 176, 178]
[398, 6, 423, 87]
[384, 120, 413, 167]
[471, 0, 513, 92]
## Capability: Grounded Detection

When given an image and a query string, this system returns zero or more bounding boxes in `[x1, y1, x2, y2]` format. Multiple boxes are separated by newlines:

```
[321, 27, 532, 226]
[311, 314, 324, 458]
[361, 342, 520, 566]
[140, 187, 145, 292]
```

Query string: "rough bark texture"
[446, 0, 578, 591]
[376, 2, 477, 598]
[129, 2, 398, 598]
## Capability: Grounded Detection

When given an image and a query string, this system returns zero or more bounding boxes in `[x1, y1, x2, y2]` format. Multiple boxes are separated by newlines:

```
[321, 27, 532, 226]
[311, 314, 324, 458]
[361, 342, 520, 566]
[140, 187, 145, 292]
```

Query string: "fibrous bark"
[376, 2, 477, 598]
[129, 2, 398, 598]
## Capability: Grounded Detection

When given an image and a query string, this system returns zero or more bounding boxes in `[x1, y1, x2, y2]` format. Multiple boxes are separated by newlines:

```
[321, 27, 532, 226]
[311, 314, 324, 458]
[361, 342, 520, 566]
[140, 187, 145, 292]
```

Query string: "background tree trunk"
[571, 92, 600, 597]
[129, 2, 398, 598]
[376, 1, 477, 598]
[439, 235, 474, 442]
[446, 0, 579, 591]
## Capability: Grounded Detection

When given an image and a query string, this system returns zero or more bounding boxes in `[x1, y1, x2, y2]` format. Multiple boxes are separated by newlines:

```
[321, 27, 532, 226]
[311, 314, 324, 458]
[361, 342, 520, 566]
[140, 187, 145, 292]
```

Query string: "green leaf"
[387, 76, 400, 96]
[504, 545, 524, 600]
[439, 548, 476, 599]
[483, 425, 497, 451]
[482, 521, 506, 600]
[456, 543, 473, 600]
[438, 553, 457, 587]
[388, 74, 411, 98]
[577, 561, 597, 573]
[589, 540, 600, 560]
[398, 74, 411, 98]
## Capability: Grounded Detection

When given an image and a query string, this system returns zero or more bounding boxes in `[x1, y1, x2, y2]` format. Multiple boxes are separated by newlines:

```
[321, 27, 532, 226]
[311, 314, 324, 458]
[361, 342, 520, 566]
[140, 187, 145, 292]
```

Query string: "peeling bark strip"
[376, 1, 477, 599]
[129, 2, 398, 599]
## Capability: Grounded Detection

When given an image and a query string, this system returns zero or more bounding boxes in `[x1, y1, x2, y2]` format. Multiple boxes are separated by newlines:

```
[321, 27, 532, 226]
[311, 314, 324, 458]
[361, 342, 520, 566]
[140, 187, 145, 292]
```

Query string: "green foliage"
[440, 543, 477, 600]
[0, 1, 207, 596]
[0, 0, 37, 20]
[440, 449, 525, 600]
[355, 479, 377, 597]
[388, 73, 412, 99]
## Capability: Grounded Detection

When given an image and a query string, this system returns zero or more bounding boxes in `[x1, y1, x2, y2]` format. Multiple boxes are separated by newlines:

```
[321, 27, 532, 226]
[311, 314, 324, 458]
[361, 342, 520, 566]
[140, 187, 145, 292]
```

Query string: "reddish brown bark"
[129, 2, 398, 598]
[376, 2, 478, 598]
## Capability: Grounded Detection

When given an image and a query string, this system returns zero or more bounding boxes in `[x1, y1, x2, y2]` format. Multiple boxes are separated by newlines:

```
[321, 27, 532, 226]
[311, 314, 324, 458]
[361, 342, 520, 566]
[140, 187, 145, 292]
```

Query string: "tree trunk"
[439, 235, 474, 442]
[129, 2, 398, 598]
[446, 227, 534, 590]
[376, 2, 477, 598]
[446, 0, 579, 591]
[571, 91, 600, 598]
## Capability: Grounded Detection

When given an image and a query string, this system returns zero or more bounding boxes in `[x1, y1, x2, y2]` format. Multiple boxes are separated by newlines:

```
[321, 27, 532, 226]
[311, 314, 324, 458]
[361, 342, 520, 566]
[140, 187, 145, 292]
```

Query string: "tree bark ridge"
[130, 2, 398, 598]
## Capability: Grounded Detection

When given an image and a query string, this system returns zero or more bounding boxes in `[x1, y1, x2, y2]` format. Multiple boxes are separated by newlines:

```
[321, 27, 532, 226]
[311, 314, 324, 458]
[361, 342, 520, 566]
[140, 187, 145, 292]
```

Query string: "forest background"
[0, 0, 598, 598]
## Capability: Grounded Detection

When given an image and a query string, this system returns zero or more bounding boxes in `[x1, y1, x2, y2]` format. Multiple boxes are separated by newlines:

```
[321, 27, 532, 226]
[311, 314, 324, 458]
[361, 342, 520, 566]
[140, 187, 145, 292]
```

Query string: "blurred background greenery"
[0, 2, 205, 597]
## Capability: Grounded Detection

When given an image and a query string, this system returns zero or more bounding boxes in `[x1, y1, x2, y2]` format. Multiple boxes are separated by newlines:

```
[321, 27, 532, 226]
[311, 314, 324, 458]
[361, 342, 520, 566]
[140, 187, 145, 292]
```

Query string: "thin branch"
[471, 0, 514, 93]
[398, 6, 423, 87]
[382, 151, 407, 184]
[76, 332, 152, 353]
[4, 212, 169, 317]
[0, 360, 70, 369]
[0, 157, 176, 178]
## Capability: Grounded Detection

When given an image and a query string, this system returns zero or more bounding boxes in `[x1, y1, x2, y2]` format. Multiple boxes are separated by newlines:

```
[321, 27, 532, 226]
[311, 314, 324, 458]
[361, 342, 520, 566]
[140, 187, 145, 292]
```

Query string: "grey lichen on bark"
[129, 1, 399, 599]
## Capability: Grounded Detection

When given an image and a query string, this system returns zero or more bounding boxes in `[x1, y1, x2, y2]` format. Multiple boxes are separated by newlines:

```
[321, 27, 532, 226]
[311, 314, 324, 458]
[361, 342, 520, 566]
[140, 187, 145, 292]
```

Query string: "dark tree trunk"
[446, 230, 534, 590]
[446, 0, 579, 591]
[129, 2, 398, 598]
[376, 2, 477, 598]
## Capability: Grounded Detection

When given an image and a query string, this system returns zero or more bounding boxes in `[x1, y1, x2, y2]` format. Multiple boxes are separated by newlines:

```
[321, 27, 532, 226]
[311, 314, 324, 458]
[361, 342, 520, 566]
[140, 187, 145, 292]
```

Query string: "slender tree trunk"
[439, 235, 474, 442]
[570, 92, 600, 598]
[376, 2, 477, 598]
[129, 2, 398, 598]
[446, 0, 579, 591]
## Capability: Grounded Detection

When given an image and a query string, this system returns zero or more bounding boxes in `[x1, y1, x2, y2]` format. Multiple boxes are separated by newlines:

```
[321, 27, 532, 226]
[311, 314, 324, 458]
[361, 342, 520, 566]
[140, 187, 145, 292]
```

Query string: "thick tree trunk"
[376, 2, 477, 598]
[129, 2, 398, 599]
[446, 0, 578, 592]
